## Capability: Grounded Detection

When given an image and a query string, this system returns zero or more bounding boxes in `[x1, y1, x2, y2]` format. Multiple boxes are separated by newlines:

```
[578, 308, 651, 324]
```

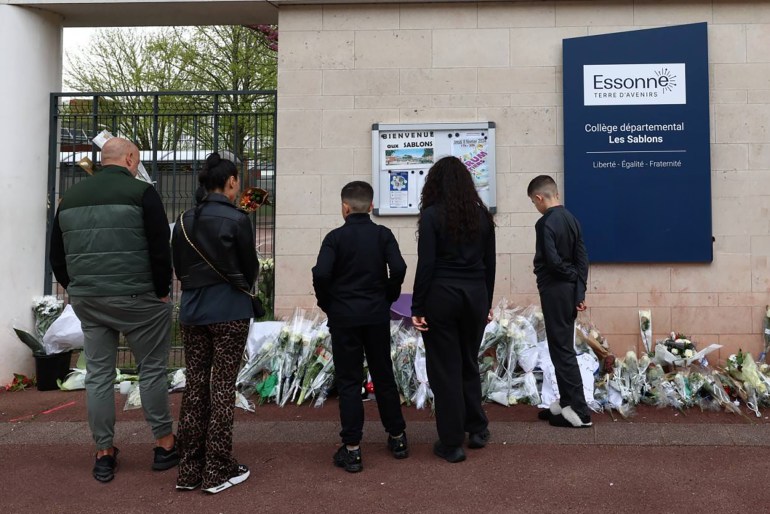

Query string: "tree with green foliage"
[64, 26, 277, 159]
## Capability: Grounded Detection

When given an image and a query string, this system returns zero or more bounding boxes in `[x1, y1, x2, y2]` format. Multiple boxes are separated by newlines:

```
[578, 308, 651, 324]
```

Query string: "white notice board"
[371, 122, 496, 216]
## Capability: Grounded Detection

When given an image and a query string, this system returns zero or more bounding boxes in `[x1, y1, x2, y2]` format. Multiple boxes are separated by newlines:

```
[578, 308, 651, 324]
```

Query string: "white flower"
[534, 312, 544, 322]
[684, 349, 694, 359]
[766, 305, 770, 318]
[500, 318, 509, 329]
[589, 329, 600, 340]
[671, 348, 679, 355]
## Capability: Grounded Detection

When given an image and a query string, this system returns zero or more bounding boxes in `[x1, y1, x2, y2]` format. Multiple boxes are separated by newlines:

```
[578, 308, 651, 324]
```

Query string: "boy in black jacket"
[527, 175, 592, 428]
[312, 181, 408, 472]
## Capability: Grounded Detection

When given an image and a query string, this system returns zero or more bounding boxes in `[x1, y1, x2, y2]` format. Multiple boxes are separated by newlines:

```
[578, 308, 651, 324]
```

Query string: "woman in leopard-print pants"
[176, 320, 249, 489]
[171, 153, 258, 493]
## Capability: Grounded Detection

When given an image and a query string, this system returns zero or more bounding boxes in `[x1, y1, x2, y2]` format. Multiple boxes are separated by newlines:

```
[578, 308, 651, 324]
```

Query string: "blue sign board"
[563, 23, 712, 262]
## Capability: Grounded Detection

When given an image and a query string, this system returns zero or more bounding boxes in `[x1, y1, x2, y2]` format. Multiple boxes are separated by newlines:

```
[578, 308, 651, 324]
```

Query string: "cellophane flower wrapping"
[390, 321, 417, 406]
[411, 336, 433, 410]
[762, 305, 770, 362]
[32, 295, 64, 340]
[239, 186, 269, 213]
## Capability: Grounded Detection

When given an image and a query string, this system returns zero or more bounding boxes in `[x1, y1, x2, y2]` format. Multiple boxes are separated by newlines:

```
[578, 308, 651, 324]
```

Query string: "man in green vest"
[50, 137, 178, 483]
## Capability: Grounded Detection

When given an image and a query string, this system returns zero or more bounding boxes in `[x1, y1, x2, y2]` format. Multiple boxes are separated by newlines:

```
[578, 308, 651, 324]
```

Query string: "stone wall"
[275, 1, 770, 362]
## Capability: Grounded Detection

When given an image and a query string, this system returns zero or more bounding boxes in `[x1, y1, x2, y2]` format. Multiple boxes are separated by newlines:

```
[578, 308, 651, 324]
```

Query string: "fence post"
[43, 94, 59, 295]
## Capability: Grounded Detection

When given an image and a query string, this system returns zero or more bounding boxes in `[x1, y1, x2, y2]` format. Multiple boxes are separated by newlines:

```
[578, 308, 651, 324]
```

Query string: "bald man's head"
[101, 138, 140, 176]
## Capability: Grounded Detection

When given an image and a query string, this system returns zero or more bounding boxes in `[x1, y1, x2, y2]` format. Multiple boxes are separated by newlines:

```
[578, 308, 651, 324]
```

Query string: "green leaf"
[13, 328, 46, 356]
[75, 351, 87, 369]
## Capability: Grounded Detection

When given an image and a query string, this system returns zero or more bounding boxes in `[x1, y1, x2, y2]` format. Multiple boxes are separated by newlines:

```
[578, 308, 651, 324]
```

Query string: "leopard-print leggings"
[176, 319, 249, 489]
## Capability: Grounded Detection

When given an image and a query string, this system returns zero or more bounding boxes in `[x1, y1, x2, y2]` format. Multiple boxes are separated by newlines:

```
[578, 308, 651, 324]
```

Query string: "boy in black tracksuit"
[312, 181, 408, 472]
[527, 175, 592, 428]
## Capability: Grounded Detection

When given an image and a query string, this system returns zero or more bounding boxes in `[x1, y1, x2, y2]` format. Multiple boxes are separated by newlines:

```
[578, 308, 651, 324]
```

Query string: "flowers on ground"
[232, 300, 770, 420]
[5, 373, 35, 392]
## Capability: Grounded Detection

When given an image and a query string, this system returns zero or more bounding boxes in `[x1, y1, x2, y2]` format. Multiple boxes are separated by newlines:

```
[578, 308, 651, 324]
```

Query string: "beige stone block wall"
[276, 1, 770, 362]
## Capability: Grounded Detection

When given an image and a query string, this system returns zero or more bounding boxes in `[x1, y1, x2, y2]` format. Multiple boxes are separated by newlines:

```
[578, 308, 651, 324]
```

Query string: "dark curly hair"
[419, 156, 494, 242]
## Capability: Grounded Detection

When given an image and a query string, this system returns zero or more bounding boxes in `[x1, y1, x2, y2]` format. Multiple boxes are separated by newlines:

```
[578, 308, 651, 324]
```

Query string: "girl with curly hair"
[411, 156, 496, 463]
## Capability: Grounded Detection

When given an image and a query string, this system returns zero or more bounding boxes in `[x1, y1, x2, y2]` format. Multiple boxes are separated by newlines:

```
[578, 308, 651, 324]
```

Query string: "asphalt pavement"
[1, 389, 769, 513]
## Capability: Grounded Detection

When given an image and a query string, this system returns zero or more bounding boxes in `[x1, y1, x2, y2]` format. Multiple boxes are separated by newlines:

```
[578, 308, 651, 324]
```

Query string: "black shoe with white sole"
[538, 401, 563, 421]
[548, 406, 592, 428]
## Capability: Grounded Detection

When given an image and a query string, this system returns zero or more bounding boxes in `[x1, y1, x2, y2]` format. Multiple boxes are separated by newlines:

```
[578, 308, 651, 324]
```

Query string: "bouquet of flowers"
[288, 323, 330, 405]
[5, 373, 35, 392]
[14, 295, 65, 357]
[725, 349, 746, 381]
[390, 324, 418, 405]
[274, 309, 317, 406]
[761, 306, 770, 363]
[608, 351, 647, 417]
[309, 349, 336, 408]
[236, 336, 279, 398]
[33, 296, 65, 338]
[700, 368, 743, 416]
[664, 333, 696, 359]
[297, 340, 334, 406]
[411, 337, 433, 410]
[639, 310, 653, 355]
[239, 187, 270, 212]
[575, 316, 610, 360]
[257, 258, 275, 317]
[727, 351, 767, 417]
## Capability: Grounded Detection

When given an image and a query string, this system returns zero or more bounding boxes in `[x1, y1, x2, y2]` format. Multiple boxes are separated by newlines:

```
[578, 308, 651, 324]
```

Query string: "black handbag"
[179, 211, 265, 319]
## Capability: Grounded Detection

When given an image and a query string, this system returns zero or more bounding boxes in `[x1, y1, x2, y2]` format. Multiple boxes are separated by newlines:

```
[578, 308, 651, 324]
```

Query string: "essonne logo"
[583, 63, 686, 106]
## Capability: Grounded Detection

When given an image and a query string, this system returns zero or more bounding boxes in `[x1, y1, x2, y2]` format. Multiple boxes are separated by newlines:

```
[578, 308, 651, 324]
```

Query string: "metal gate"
[45, 90, 277, 369]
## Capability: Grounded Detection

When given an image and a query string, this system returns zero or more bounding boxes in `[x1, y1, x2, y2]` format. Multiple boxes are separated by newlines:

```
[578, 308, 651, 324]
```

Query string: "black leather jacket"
[172, 193, 258, 291]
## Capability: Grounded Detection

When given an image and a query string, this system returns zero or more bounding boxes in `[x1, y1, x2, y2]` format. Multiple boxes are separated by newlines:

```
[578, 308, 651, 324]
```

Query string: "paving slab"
[726, 424, 770, 446]
[660, 423, 735, 446]
[594, 422, 664, 446]
[525, 422, 596, 445]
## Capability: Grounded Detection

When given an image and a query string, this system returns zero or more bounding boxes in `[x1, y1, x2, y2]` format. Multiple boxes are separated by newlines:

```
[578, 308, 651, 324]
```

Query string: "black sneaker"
[468, 428, 490, 449]
[202, 464, 250, 494]
[333, 445, 363, 473]
[93, 447, 119, 483]
[152, 437, 180, 471]
[387, 433, 409, 459]
[433, 441, 466, 463]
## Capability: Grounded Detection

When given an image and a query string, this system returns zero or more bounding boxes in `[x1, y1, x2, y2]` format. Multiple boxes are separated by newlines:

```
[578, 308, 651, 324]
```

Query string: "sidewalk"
[1, 389, 769, 513]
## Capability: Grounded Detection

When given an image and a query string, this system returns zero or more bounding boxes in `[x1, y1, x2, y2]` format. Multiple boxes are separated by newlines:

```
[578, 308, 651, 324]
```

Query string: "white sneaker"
[202, 464, 250, 495]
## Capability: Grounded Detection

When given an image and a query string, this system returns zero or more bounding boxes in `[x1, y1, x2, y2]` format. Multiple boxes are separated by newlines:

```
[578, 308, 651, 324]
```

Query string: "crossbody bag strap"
[179, 210, 256, 299]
